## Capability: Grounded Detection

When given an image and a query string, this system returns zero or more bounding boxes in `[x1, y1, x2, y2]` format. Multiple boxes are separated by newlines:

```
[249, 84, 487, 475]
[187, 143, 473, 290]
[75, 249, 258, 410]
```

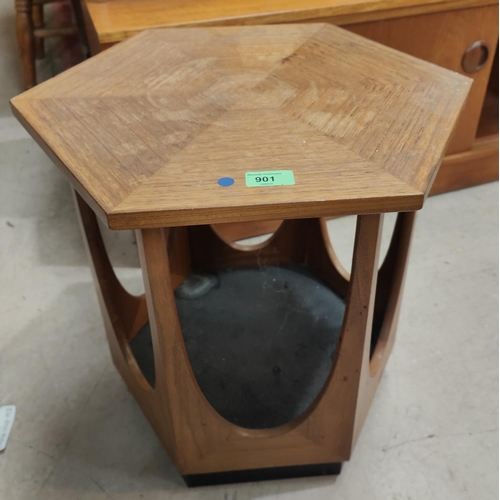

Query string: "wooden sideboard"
[80, 0, 498, 238]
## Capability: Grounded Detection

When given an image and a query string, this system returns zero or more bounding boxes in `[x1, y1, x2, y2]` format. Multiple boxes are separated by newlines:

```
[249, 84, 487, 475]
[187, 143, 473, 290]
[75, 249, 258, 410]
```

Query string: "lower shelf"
[130, 264, 345, 429]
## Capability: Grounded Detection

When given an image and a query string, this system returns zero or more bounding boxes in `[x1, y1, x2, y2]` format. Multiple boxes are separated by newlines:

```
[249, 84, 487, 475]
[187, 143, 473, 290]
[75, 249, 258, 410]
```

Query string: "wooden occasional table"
[11, 24, 470, 486]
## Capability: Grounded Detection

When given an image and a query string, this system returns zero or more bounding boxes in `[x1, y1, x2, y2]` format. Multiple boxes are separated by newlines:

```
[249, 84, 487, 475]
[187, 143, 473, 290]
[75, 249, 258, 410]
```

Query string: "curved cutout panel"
[234, 230, 276, 249]
[212, 221, 283, 248]
[325, 215, 357, 275]
[378, 212, 398, 270]
[95, 225, 154, 388]
[326, 213, 398, 278]
[98, 221, 145, 296]
[73, 193, 153, 390]
[370, 212, 398, 362]
[212, 221, 283, 251]
[370, 213, 416, 374]
[175, 265, 345, 429]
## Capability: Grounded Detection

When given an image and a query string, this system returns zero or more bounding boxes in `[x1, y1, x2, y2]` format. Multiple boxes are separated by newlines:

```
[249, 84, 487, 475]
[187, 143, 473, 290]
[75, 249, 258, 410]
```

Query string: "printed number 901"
[255, 176, 274, 183]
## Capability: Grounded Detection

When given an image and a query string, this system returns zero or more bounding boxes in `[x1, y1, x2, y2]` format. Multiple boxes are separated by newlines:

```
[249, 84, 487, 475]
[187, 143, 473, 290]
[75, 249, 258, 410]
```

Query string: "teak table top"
[11, 24, 471, 229]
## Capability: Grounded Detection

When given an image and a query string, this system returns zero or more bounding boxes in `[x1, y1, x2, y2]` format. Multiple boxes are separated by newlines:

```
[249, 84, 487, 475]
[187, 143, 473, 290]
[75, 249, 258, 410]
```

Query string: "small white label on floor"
[0, 405, 16, 451]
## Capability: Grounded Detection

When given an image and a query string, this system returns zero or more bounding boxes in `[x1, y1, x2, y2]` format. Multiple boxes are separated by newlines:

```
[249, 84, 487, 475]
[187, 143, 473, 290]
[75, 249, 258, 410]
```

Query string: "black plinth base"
[183, 462, 342, 487]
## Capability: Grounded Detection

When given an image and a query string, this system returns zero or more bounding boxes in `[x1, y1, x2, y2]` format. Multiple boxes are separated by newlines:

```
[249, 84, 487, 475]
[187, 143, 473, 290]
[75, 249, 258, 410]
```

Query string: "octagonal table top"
[11, 24, 471, 229]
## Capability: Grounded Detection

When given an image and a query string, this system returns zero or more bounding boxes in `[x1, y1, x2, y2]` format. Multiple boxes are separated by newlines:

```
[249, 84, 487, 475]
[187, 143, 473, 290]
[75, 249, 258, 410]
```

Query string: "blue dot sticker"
[218, 177, 235, 187]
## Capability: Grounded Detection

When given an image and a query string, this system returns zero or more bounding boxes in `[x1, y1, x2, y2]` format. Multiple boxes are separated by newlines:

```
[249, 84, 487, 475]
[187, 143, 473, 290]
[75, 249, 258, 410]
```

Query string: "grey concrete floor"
[0, 1, 498, 498]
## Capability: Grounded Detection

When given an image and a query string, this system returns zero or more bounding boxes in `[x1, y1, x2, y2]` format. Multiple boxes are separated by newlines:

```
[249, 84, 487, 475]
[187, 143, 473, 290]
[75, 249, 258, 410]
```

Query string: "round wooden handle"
[462, 41, 489, 73]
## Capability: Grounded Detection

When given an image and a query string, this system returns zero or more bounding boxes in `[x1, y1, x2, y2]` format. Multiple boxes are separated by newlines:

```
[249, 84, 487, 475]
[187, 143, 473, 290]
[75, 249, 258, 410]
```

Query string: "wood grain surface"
[82, 0, 495, 45]
[12, 24, 471, 229]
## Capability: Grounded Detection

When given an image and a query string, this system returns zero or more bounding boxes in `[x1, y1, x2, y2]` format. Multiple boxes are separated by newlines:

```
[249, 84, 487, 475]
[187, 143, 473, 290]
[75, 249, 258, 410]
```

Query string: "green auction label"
[245, 170, 295, 187]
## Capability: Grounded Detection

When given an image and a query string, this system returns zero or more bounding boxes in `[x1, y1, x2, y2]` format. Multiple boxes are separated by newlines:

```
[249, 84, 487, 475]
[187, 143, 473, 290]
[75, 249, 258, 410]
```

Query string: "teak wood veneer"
[11, 24, 470, 484]
[11, 25, 471, 229]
